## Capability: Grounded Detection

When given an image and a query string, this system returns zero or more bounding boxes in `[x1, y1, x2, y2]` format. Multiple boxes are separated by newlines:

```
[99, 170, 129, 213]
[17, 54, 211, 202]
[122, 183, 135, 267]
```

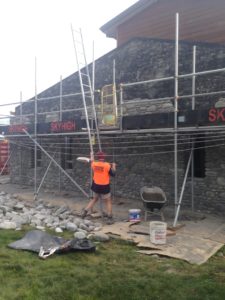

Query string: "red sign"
[208, 108, 225, 123]
[8, 124, 28, 133]
[50, 121, 76, 132]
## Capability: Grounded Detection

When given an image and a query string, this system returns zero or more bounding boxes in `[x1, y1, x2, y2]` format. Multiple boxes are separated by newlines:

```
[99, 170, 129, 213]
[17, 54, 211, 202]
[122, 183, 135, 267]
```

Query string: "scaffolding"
[1, 13, 225, 226]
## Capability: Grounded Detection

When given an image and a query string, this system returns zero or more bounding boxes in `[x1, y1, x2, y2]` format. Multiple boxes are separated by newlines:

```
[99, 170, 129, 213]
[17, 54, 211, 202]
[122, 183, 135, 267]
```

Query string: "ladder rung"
[81, 80, 89, 86]
[77, 54, 85, 60]
[73, 29, 81, 34]
[83, 89, 91, 93]
[80, 72, 88, 77]
[78, 65, 85, 70]
[81, 76, 89, 81]
[82, 81, 89, 85]
[103, 94, 114, 97]
[74, 40, 82, 45]
[77, 56, 84, 63]
[77, 50, 85, 56]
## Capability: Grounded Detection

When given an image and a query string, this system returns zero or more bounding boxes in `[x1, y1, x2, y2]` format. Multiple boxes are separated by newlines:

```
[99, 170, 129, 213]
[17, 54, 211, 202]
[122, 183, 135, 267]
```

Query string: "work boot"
[105, 215, 114, 225]
[102, 211, 108, 217]
[80, 209, 88, 219]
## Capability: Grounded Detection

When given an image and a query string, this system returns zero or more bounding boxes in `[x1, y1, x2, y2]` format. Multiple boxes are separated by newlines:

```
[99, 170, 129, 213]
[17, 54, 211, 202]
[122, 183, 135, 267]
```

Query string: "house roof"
[100, 0, 158, 38]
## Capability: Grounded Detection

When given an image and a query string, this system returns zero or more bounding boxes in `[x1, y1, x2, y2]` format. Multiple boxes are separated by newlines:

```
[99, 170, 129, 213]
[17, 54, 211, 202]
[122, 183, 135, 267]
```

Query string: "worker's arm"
[109, 163, 116, 177]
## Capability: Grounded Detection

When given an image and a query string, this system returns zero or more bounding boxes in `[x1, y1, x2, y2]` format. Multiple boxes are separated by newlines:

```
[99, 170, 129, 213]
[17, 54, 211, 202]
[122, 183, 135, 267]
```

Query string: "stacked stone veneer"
[10, 37, 225, 215]
[13, 37, 225, 122]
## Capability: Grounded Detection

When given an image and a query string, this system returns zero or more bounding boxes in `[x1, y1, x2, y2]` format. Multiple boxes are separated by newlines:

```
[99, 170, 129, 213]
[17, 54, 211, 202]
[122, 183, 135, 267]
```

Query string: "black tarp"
[8, 230, 95, 258]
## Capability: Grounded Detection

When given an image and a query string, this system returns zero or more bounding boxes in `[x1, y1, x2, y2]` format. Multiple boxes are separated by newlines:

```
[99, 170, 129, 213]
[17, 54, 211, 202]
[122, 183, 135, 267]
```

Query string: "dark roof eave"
[100, 0, 158, 38]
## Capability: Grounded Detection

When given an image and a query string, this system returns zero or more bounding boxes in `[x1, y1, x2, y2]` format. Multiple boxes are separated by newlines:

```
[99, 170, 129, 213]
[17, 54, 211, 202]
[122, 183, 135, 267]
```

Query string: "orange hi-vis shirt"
[91, 161, 111, 185]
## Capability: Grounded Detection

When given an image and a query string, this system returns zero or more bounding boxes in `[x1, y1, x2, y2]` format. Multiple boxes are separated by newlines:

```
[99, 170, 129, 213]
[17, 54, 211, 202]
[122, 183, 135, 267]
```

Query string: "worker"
[81, 151, 116, 224]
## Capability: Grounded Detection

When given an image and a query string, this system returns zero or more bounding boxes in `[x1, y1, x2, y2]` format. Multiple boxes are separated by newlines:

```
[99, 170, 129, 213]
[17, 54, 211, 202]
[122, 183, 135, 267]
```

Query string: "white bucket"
[129, 209, 141, 222]
[149, 221, 167, 244]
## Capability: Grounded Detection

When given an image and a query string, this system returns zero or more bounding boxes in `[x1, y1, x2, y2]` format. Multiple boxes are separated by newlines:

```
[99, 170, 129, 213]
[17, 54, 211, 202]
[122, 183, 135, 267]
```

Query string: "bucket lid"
[129, 209, 141, 212]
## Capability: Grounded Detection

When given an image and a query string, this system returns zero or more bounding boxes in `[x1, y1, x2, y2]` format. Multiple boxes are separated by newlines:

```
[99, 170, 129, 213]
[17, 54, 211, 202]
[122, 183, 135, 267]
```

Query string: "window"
[193, 135, 205, 178]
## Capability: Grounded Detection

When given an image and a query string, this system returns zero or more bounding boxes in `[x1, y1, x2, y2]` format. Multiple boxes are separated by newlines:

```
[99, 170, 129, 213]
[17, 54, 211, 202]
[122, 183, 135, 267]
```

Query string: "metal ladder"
[71, 26, 105, 217]
[71, 26, 102, 154]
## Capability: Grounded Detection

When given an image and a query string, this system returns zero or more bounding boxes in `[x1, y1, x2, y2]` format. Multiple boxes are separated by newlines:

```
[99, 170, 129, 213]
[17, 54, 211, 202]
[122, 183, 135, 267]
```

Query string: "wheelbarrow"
[140, 186, 167, 221]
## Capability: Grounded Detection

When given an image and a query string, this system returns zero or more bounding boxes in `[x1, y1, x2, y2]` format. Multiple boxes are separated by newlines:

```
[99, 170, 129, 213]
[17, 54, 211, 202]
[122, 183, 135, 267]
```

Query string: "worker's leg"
[102, 193, 114, 224]
[85, 196, 98, 211]
[81, 194, 99, 218]
[104, 196, 112, 216]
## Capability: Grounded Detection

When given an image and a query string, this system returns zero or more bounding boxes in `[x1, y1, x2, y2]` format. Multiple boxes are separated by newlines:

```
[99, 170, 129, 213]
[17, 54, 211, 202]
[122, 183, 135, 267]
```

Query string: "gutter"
[100, 0, 158, 38]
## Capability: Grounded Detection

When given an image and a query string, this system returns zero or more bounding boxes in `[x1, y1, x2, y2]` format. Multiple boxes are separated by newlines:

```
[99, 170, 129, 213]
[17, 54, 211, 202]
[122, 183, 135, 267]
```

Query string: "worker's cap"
[96, 151, 106, 160]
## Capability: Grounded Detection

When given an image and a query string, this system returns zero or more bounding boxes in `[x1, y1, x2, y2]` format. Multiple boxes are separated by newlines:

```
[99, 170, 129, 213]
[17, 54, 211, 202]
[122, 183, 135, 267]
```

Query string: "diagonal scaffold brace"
[23, 129, 89, 199]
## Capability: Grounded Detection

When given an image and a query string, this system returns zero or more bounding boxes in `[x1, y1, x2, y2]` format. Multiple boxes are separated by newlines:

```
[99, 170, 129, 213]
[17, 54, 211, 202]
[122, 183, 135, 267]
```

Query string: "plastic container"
[149, 221, 167, 244]
[129, 209, 141, 222]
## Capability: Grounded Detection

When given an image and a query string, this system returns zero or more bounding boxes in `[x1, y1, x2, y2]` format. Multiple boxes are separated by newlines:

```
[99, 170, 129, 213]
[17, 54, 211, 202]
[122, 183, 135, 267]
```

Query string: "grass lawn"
[0, 228, 225, 300]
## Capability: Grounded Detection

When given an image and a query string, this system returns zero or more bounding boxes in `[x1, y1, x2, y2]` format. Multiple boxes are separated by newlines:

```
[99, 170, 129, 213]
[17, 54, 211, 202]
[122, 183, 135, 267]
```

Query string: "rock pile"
[0, 191, 109, 241]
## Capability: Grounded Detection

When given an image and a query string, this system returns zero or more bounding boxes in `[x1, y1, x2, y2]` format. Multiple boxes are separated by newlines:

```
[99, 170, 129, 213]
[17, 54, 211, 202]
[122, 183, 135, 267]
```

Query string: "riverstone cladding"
[10, 37, 225, 215]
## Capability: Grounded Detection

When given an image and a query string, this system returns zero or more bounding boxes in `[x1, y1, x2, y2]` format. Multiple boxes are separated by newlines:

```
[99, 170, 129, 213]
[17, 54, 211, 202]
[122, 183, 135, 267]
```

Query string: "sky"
[0, 0, 137, 121]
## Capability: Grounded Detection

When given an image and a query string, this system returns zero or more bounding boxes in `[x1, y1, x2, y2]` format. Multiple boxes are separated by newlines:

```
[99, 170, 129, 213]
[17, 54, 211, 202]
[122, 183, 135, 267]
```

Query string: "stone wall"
[183, 144, 225, 214]
[9, 37, 225, 215]
[9, 134, 177, 199]
[9, 131, 225, 215]
[13, 37, 225, 123]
